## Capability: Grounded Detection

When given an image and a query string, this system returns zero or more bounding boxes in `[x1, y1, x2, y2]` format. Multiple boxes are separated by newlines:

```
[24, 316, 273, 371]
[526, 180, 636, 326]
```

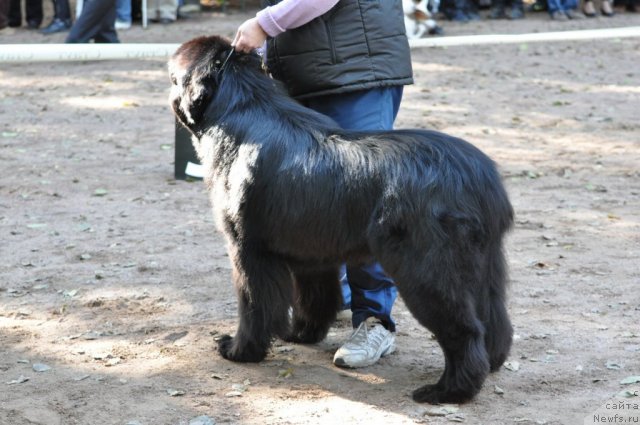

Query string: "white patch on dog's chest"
[211, 143, 259, 233]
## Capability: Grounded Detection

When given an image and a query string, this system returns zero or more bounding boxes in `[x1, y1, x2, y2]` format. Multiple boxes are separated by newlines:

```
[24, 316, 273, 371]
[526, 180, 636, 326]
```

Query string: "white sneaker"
[115, 20, 131, 30]
[333, 318, 396, 368]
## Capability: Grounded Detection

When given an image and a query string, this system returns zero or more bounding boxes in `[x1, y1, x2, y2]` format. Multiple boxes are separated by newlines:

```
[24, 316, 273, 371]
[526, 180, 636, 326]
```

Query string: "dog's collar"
[216, 49, 234, 79]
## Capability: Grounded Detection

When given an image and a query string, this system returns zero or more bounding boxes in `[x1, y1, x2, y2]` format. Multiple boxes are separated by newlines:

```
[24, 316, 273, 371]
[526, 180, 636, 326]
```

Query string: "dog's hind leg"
[217, 246, 293, 363]
[399, 274, 490, 404]
[282, 266, 342, 344]
[401, 284, 489, 404]
[480, 240, 512, 372]
[371, 215, 491, 404]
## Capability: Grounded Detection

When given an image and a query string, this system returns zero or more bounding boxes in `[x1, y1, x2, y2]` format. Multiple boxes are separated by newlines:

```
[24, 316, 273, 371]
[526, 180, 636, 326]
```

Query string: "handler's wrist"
[256, 8, 284, 37]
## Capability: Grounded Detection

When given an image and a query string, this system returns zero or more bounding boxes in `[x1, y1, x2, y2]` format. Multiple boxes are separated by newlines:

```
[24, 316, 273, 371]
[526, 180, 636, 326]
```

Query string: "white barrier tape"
[0, 43, 180, 63]
[1, 26, 639, 63]
[409, 25, 640, 48]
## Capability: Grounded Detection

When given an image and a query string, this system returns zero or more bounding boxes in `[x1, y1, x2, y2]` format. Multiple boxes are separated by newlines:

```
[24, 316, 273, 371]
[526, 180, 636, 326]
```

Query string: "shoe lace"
[347, 322, 369, 347]
[346, 321, 388, 350]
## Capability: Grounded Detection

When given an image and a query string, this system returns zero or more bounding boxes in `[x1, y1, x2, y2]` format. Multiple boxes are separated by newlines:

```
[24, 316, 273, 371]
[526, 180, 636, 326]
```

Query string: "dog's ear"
[179, 65, 215, 128]
[170, 59, 217, 131]
[169, 36, 233, 131]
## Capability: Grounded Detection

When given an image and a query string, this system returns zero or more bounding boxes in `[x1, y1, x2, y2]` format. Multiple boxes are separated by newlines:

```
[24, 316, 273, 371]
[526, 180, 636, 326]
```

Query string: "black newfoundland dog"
[168, 35, 514, 404]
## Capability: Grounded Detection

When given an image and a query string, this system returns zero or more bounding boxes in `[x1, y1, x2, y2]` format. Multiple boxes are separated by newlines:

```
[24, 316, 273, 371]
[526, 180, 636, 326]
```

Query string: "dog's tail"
[468, 159, 514, 371]
[430, 137, 514, 371]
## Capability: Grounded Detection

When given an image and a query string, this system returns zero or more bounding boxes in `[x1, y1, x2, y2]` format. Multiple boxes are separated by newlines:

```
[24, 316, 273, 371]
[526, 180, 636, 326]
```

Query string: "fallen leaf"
[447, 413, 465, 422]
[620, 376, 640, 385]
[26, 223, 48, 229]
[278, 368, 294, 379]
[63, 289, 78, 298]
[105, 357, 121, 367]
[6, 375, 29, 385]
[504, 361, 520, 372]
[606, 360, 623, 370]
[275, 346, 295, 353]
[164, 331, 188, 343]
[77, 223, 93, 232]
[585, 183, 607, 193]
[424, 405, 459, 417]
[189, 416, 215, 425]
[618, 390, 639, 398]
[231, 383, 247, 392]
[32, 363, 51, 372]
[83, 331, 102, 340]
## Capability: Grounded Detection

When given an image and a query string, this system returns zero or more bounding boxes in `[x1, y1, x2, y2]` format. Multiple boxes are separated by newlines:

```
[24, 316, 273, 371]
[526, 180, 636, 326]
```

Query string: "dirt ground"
[1, 6, 639, 425]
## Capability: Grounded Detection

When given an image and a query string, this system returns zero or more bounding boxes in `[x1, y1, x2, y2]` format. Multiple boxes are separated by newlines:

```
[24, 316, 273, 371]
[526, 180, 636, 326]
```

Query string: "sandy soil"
[1, 6, 639, 425]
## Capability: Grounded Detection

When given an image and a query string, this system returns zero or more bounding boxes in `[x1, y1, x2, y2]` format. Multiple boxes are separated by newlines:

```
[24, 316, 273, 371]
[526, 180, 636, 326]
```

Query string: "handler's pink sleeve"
[256, 0, 340, 37]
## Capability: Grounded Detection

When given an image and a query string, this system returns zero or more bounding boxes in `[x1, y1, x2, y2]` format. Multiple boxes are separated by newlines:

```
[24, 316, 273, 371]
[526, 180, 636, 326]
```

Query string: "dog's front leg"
[217, 245, 293, 362]
[283, 267, 342, 344]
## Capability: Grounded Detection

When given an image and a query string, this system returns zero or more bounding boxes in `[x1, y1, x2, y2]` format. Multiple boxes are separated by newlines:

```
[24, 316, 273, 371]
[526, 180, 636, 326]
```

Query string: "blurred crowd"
[403, 0, 638, 35]
[0, 0, 197, 38]
[1, 0, 639, 39]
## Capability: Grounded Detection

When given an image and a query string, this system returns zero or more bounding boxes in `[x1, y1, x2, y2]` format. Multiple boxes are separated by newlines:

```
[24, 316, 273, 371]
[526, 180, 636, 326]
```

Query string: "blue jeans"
[547, 0, 577, 13]
[303, 86, 402, 332]
[116, 0, 131, 22]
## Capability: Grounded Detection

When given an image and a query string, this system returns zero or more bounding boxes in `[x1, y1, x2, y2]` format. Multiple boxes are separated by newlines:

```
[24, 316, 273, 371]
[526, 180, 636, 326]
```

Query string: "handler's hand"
[232, 17, 268, 53]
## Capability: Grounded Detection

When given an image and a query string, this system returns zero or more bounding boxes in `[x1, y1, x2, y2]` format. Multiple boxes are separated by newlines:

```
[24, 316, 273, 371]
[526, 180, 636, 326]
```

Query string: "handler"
[232, 0, 413, 368]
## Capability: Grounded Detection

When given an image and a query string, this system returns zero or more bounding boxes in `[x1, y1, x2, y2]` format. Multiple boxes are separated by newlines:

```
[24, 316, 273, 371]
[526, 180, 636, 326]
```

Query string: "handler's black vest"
[262, 0, 413, 99]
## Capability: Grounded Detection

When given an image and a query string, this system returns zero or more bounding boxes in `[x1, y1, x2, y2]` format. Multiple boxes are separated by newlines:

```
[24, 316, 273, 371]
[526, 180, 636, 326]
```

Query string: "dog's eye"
[171, 75, 178, 85]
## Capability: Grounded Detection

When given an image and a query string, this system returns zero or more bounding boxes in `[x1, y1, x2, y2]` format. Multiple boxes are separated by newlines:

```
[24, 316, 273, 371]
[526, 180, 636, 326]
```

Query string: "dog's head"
[168, 35, 236, 133]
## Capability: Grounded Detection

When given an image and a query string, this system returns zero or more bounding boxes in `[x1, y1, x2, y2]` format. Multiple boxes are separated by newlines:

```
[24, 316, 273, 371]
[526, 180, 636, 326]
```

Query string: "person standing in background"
[148, 0, 178, 24]
[0, 0, 10, 31]
[40, 0, 71, 33]
[8, 0, 43, 29]
[66, 0, 118, 43]
[115, 0, 132, 29]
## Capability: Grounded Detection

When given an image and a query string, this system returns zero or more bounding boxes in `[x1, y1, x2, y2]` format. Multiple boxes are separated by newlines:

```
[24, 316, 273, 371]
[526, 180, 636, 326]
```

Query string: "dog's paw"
[217, 334, 235, 359]
[412, 383, 474, 404]
[216, 334, 267, 363]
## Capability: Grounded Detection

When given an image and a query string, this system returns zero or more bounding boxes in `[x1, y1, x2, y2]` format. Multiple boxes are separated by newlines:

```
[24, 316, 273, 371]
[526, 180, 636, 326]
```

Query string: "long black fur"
[168, 35, 514, 404]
